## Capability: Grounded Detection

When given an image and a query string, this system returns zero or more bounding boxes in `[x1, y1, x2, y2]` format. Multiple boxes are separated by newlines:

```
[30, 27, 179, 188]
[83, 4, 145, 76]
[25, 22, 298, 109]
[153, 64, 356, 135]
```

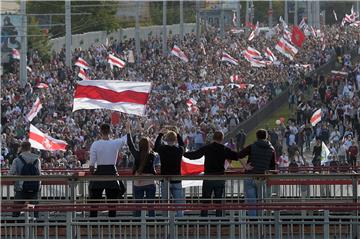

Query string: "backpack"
[19, 155, 40, 193]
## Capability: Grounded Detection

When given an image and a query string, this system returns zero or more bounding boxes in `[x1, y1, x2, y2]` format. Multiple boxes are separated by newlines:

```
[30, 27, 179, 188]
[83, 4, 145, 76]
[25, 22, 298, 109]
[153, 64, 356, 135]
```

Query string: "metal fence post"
[66, 211, 73, 239]
[324, 210, 329, 239]
[169, 211, 175, 239]
[274, 211, 281, 239]
[25, 211, 30, 238]
[229, 210, 235, 239]
[141, 210, 147, 239]
[352, 176, 359, 238]
[240, 209, 247, 238]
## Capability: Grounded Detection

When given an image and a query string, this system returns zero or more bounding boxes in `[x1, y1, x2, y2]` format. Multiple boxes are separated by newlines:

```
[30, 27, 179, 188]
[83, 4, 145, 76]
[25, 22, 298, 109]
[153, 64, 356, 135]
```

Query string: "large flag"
[73, 80, 152, 116]
[275, 37, 298, 60]
[78, 68, 90, 81]
[12, 48, 20, 60]
[35, 83, 49, 89]
[221, 52, 239, 65]
[291, 25, 305, 48]
[75, 57, 90, 69]
[171, 45, 189, 62]
[264, 47, 277, 62]
[26, 98, 42, 122]
[29, 124, 68, 151]
[320, 142, 330, 165]
[108, 54, 126, 69]
[181, 156, 204, 188]
[310, 108, 322, 126]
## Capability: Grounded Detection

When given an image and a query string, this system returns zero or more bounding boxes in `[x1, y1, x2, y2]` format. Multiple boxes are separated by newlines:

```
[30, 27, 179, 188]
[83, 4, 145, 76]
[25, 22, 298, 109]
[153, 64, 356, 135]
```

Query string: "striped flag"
[171, 45, 189, 62]
[310, 108, 322, 126]
[35, 83, 49, 89]
[181, 156, 204, 188]
[12, 48, 20, 60]
[26, 98, 42, 122]
[108, 54, 126, 69]
[245, 46, 262, 59]
[75, 57, 90, 69]
[73, 80, 152, 116]
[29, 124, 68, 151]
[78, 68, 90, 81]
[186, 98, 197, 108]
[221, 52, 238, 65]
[264, 47, 277, 62]
[230, 74, 242, 82]
[248, 21, 259, 41]
[299, 18, 307, 29]
[275, 37, 298, 60]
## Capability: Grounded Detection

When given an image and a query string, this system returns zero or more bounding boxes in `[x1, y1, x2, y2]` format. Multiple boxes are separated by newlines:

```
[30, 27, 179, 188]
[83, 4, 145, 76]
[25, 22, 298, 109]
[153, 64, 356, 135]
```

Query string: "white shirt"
[90, 135, 127, 166]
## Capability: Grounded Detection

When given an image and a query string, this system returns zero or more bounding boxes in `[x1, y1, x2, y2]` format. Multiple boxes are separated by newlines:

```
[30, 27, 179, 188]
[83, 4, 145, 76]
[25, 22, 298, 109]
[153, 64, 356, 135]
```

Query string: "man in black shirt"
[154, 129, 185, 217]
[184, 131, 246, 217]
[238, 129, 275, 216]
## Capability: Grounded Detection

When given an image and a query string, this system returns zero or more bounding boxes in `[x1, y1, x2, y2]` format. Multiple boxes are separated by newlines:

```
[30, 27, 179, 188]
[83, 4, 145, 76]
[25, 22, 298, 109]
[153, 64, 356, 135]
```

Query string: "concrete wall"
[50, 23, 196, 52]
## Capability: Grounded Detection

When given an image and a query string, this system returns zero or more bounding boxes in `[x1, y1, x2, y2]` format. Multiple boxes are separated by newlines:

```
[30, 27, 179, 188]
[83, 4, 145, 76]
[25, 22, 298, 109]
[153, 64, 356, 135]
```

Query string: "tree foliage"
[27, 17, 52, 63]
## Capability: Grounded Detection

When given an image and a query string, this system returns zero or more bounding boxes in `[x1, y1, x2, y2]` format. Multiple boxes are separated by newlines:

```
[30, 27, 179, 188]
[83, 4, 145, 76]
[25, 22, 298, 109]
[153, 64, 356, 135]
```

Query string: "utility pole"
[316, 1, 321, 28]
[284, 0, 288, 24]
[135, 1, 140, 63]
[294, 0, 298, 25]
[268, 0, 273, 27]
[180, 0, 184, 40]
[65, 0, 71, 68]
[249, 0, 254, 24]
[20, 0, 27, 88]
[220, 1, 224, 38]
[162, 0, 167, 56]
[307, 1, 312, 26]
[245, 0, 249, 24]
[357, 1, 360, 16]
[236, 1, 241, 28]
[196, 0, 200, 42]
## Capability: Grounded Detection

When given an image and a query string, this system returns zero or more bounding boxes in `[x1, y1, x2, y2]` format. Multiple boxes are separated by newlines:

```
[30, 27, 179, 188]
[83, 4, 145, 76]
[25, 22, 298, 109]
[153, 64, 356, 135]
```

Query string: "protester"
[238, 129, 276, 216]
[88, 123, 127, 217]
[9, 142, 41, 218]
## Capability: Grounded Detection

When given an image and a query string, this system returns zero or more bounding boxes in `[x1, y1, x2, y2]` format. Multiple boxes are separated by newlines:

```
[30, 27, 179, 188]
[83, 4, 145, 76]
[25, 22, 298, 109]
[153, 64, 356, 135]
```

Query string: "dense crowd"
[1, 22, 360, 171]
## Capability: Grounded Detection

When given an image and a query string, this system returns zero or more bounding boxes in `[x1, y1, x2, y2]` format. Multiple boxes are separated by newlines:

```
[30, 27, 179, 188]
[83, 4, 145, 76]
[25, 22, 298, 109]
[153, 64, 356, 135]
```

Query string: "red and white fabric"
[181, 156, 204, 188]
[275, 37, 298, 61]
[108, 54, 126, 69]
[78, 68, 90, 81]
[248, 21, 259, 41]
[230, 28, 243, 34]
[75, 57, 90, 69]
[283, 28, 292, 42]
[230, 74, 242, 82]
[244, 47, 262, 59]
[201, 86, 224, 92]
[35, 83, 49, 89]
[221, 52, 238, 65]
[310, 108, 322, 126]
[264, 47, 277, 62]
[73, 80, 152, 116]
[26, 98, 42, 122]
[299, 18, 307, 29]
[12, 48, 20, 60]
[29, 124, 68, 151]
[186, 98, 197, 108]
[171, 45, 189, 63]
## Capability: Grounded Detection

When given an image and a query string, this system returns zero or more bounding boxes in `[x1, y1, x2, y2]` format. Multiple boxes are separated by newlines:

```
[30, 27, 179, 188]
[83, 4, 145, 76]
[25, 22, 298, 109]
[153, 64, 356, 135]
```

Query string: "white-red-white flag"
[248, 21, 259, 41]
[264, 47, 277, 62]
[171, 45, 189, 62]
[29, 124, 68, 151]
[75, 57, 90, 69]
[275, 37, 298, 60]
[221, 52, 238, 65]
[78, 68, 90, 81]
[245, 46, 262, 59]
[26, 98, 42, 122]
[12, 48, 20, 60]
[73, 80, 152, 116]
[181, 156, 204, 188]
[186, 98, 197, 108]
[310, 108, 322, 126]
[108, 54, 126, 69]
[230, 74, 242, 82]
[35, 83, 49, 89]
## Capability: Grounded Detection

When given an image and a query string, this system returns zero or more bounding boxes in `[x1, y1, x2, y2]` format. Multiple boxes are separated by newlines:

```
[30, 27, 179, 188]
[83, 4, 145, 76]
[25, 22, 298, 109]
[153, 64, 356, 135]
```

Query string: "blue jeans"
[133, 184, 156, 217]
[161, 182, 184, 217]
[244, 179, 258, 216]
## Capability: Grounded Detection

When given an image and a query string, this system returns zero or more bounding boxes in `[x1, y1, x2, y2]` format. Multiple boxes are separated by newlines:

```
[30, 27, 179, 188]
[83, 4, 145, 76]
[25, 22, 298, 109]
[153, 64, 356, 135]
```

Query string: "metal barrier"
[1, 174, 359, 238]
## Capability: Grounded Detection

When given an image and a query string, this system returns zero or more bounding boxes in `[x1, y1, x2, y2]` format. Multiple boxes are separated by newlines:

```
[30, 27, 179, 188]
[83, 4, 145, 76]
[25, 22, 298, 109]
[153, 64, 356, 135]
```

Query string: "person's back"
[245, 140, 275, 174]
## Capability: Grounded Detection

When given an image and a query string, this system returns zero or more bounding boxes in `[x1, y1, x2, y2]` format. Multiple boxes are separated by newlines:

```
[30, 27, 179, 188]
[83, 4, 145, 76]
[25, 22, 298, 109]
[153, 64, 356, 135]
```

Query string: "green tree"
[27, 17, 52, 62]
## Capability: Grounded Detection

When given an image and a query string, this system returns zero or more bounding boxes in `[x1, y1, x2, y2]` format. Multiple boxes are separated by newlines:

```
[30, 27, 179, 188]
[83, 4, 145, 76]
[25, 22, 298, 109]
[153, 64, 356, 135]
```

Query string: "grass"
[231, 103, 293, 168]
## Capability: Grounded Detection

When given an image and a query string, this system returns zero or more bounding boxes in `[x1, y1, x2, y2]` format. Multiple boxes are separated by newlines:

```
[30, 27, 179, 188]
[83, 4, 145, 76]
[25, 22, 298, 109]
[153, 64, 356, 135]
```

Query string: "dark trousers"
[133, 184, 156, 217]
[201, 180, 225, 217]
[13, 190, 39, 218]
[89, 165, 122, 217]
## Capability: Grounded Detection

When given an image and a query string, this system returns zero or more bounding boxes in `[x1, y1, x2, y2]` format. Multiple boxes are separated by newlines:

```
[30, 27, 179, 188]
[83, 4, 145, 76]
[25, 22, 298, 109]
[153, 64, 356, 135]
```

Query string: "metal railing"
[1, 174, 359, 238]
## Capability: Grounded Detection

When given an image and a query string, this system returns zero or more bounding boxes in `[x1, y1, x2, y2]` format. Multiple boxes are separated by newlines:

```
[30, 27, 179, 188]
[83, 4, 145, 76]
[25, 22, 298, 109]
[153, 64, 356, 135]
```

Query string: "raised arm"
[126, 121, 137, 156]
[154, 133, 164, 153]
[183, 146, 206, 160]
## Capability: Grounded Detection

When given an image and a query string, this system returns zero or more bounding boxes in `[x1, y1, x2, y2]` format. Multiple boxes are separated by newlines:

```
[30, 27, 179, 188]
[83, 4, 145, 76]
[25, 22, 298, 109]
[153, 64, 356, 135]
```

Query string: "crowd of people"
[1, 21, 360, 172]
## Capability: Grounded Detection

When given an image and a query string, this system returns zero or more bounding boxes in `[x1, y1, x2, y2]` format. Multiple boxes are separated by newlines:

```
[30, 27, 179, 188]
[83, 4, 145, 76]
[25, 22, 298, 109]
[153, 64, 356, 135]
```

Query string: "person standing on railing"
[238, 129, 276, 216]
[89, 123, 127, 217]
[9, 141, 41, 219]
[154, 127, 185, 217]
[184, 131, 250, 217]
[126, 121, 156, 217]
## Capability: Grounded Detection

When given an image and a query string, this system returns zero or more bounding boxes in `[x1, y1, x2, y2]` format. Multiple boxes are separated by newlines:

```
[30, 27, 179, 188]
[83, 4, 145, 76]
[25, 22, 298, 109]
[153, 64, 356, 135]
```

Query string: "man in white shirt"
[89, 123, 127, 217]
